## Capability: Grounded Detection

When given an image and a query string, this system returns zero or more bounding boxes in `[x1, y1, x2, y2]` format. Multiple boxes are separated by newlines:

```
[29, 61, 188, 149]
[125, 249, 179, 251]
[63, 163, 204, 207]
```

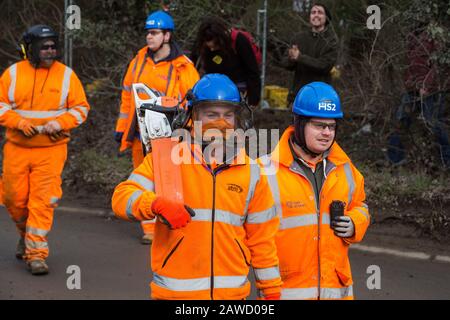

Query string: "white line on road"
[351, 244, 430, 260]
[50, 205, 450, 265]
[351, 244, 450, 264]
[56, 206, 114, 216]
[435, 255, 450, 263]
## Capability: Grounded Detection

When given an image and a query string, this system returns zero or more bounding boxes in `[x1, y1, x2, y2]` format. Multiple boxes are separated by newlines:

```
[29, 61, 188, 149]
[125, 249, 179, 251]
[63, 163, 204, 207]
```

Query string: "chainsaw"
[132, 83, 186, 203]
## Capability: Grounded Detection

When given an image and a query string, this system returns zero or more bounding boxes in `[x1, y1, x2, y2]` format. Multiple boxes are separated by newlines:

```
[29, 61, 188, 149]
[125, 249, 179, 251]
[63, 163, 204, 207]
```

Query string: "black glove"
[114, 131, 124, 143]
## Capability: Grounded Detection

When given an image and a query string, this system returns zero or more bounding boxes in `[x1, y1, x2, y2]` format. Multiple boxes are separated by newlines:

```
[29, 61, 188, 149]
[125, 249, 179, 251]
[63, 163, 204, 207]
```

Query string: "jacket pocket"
[161, 235, 184, 269]
[335, 266, 353, 287]
[235, 238, 251, 266]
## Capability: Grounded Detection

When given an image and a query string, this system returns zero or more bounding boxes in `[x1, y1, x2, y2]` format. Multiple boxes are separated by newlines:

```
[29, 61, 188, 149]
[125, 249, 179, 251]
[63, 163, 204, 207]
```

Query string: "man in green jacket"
[283, 3, 338, 105]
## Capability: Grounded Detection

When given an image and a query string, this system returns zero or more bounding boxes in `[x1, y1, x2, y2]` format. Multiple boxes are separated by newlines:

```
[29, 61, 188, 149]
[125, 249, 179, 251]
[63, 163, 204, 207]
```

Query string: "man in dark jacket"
[283, 3, 338, 105]
[387, 25, 449, 168]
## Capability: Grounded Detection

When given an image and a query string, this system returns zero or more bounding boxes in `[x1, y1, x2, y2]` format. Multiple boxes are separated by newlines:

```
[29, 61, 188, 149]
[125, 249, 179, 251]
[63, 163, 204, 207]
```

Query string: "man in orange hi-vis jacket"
[0, 25, 90, 275]
[260, 82, 370, 299]
[114, 10, 199, 245]
[112, 74, 282, 300]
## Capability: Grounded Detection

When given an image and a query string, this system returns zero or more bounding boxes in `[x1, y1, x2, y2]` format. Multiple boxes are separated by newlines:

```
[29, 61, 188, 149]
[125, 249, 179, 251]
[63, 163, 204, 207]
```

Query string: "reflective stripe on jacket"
[0, 60, 89, 147]
[112, 143, 282, 300]
[260, 126, 370, 300]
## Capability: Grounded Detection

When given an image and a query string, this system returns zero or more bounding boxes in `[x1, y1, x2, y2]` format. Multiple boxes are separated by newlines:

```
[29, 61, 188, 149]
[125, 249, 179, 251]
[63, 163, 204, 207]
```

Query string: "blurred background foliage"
[0, 0, 449, 235]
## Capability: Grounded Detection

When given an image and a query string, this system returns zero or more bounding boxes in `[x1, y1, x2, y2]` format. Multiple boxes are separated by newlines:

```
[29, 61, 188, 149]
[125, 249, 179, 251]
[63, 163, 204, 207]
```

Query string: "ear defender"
[20, 43, 28, 59]
[19, 30, 32, 60]
[171, 89, 195, 130]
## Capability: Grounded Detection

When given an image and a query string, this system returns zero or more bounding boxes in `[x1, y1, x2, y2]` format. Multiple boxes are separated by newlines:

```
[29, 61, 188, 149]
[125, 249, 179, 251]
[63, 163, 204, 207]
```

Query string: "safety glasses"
[308, 120, 337, 131]
[146, 30, 164, 36]
[40, 44, 57, 50]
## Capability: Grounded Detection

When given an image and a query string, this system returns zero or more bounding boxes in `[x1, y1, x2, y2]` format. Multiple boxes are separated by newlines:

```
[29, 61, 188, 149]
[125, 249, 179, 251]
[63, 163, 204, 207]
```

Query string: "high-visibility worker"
[112, 74, 282, 300]
[114, 10, 199, 245]
[260, 82, 370, 299]
[0, 25, 90, 275]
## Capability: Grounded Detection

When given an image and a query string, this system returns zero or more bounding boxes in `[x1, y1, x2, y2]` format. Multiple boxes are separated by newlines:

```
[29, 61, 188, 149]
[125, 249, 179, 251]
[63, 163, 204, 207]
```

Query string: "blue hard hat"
[145, 10, 175, 31]
[293, 82, 343, 118]
[192, 74, 241, 105]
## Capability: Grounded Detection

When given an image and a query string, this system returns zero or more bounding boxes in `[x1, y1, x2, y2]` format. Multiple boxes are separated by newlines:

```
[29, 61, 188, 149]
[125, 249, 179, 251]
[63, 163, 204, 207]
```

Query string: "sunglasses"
[147, 30, 163, 36]
[41, 44, 57, 50]
[309, 120, 337, 131]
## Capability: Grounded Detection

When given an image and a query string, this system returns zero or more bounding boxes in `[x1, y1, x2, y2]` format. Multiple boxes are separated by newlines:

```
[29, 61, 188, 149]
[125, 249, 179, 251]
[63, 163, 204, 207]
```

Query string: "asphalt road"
[1, 207, 450, 300]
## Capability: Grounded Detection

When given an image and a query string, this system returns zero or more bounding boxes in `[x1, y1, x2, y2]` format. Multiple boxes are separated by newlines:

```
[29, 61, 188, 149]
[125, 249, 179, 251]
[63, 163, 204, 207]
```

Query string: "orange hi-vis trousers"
[131, 138, 155, 235]
[2, 142, 67, 261]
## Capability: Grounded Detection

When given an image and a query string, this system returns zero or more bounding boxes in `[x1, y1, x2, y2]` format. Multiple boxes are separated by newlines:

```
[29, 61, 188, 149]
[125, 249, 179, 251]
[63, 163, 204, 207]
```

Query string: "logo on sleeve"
[227, 184, 243, 194]
[286, 201, 306, 208]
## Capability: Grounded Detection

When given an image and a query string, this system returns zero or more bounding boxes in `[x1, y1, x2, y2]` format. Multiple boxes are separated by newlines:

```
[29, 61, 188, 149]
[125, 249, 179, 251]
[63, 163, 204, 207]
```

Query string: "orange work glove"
[151, 196, 195, 229]
[17, 119, 38, 137]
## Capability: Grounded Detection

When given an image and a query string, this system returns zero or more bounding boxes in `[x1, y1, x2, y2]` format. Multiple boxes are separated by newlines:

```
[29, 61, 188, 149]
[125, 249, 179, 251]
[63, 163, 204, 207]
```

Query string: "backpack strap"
[230, 28, 239, 50]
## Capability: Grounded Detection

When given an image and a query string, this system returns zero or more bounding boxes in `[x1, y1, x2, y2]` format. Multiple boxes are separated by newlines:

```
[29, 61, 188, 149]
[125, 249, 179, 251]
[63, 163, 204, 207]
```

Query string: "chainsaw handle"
[139, 103, 181, 114]
[131, 83, 160, 106]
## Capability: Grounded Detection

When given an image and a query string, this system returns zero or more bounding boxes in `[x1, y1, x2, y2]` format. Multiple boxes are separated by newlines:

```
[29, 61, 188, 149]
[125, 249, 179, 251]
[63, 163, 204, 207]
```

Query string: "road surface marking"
[57, 206, 114, 216]
[52, 206, 450, 264]
[351, 244, 450, 264]
[435, 255, 450, 263]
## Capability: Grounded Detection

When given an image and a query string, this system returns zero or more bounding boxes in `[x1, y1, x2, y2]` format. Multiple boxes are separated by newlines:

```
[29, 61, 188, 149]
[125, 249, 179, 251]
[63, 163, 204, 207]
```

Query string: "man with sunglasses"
[0, 25, 90, 275]
[260, 82, 370, 299]
[114, 10, 199, 245]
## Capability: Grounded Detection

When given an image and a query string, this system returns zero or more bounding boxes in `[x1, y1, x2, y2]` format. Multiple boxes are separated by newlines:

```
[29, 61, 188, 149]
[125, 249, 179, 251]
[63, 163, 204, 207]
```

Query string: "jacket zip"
[289, 165, 320, 296]
[40, 68, 50, 93]
[317, 165, 336, 299]
[312, 172, 321, 300]
[209, 164, 230, 300]
[210, 172, 217, 300]
[290, 163, 336, 299]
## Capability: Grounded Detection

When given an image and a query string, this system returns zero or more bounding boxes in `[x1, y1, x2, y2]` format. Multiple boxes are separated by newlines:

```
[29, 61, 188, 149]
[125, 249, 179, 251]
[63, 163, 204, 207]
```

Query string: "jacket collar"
[311, 26, 329, 36]
[147, 41, 184, 63]
[187, 141, 250, 170]
[135, 44, 189, 68]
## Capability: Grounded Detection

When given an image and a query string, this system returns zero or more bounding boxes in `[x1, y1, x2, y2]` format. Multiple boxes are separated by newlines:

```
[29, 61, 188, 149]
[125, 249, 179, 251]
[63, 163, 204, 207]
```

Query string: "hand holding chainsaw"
[132, 84, 189, 229]
[151, 196, 195, 229]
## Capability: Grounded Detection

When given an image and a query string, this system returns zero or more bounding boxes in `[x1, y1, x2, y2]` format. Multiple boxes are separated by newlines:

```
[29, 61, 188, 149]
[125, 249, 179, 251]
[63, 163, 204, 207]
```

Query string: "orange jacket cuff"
[55, 116, 70, 131]
[259, 284, 282, 297]
[6, 114, 24, 129]
[138, 191, 157, 220]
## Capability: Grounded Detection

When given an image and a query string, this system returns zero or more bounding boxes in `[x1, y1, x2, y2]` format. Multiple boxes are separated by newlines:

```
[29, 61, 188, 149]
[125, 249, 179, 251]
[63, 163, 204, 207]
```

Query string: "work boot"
[141, 233, 153, 245]
[27, 259, 49, 275]
[15, 238, 25, 260]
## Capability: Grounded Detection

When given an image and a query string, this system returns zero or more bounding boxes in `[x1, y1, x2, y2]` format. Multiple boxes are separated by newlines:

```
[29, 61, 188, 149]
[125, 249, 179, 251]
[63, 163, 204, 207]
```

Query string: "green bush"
[63, 148, 133, 195]
[362, 166, 449, 206]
